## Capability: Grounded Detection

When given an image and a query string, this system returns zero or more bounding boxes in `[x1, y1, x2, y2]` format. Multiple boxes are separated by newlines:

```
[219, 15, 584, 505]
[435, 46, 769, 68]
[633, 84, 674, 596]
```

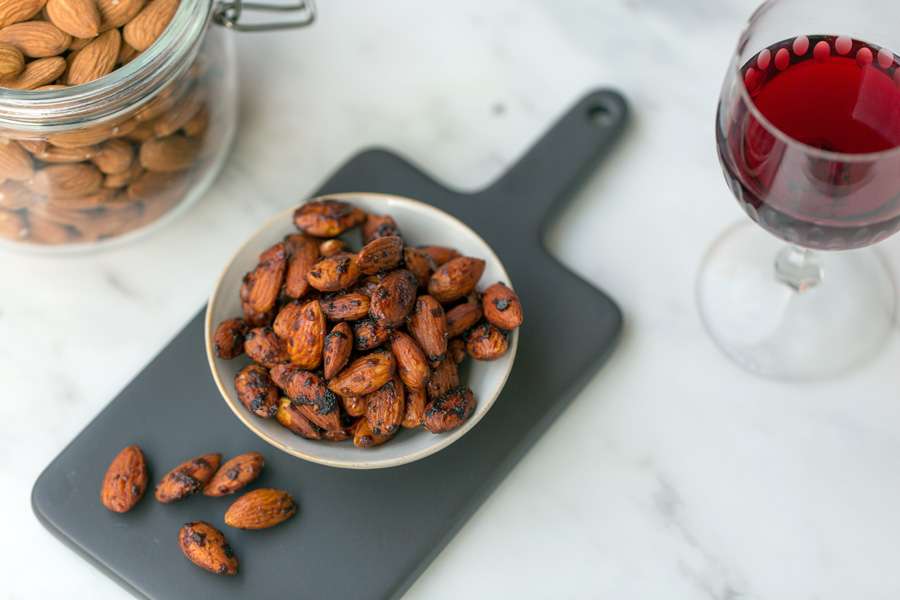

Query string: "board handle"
[477, 89, 629, 238]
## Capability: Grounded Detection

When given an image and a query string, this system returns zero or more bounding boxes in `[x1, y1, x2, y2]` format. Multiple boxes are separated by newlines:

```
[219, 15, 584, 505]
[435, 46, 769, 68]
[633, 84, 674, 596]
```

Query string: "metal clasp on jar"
[214, 0, 316, 32]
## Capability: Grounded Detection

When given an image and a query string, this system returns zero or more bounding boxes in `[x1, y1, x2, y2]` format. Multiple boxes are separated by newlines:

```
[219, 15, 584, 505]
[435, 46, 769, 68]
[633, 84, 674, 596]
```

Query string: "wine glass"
[699, 0, 900, 379]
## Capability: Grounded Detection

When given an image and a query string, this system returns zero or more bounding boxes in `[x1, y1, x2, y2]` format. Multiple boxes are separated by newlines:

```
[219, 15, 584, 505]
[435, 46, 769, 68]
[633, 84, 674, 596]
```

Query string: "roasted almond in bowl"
[206, 193, 520, 469]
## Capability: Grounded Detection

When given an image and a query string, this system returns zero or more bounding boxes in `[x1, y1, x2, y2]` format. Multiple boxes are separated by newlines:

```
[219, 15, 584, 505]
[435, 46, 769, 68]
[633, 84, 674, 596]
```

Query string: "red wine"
[717, 35, 900, 250]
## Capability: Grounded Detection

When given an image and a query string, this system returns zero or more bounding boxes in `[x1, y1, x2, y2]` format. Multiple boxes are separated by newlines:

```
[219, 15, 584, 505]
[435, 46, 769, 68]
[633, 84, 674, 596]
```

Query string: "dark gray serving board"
[32, 89, 628, 600]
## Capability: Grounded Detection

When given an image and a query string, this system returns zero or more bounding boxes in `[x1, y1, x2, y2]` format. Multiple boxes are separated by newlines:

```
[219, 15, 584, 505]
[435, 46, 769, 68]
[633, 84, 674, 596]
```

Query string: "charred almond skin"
[318, 238, 346, 257]
[155, 453, 221, 503]
[353, 417, 393, 448]
[428, 257, 486, 303]
[390, 331, 430, 391]
[419, 245, 460, 267]
[214, 318, 247, 360]
[426, 358, 460, 401]
[446, 301, 484, 338]
[283, 234, 319, 299]
[224, 488, 297, 530]
[352, 318, 391, 351]
[402, 386, 427, 428]
[328, 350, 395, 398]
[370, 269, 417, 327]
[235, 364, 279, 418]
[448, 338, 466, 364]
[244, 326, 289, 368]
[403, 246, 434, 288]
[100, 445, 147, 513]
[323, 322, 353, 380]
[424, 386, 476, 433]
[465, 321, 510, 361]
[322, 427, 352, 442]
[297, 401, 342, 432]
[482, 282, 524, 330]
[269, 365, 338, 415]
[276, 397, 321, 439]
[293, 199, 365, 238]
[307, 252, 360, 293]
[340, 394, 368, 418]
[277, 299, 325, 369]
[357, 235, 403, 275]
[179, 521, 238, 576]
[365, 377, 405, 435]
[320, 292, 370, 321]
[243, 242, 287, 316]
[362, 213, 399, 243]
[408, 295, 448, 364]
[204, 452, 265, 497]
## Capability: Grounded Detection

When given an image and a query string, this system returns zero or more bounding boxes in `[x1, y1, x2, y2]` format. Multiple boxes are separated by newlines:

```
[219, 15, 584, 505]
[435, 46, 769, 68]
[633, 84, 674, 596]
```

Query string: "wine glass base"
[697, 222, 896, 381]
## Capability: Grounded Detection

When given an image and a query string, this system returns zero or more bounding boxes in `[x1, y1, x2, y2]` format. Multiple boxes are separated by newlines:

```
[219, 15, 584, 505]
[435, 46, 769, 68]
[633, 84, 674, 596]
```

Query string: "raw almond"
[328, 350, 395, 398]
[100, 444, 147, 513]
[213, 317, 247, 360]
[179, 522, 238, 576]
[67, 28, 119, 85]
[155, 453, 221, 503]
[369, 269, 417, 327]
[28, 163, 103, 199]
[0, 181, 33, 209]
[275, 396, 321, 439]
[97, 0, 145, 29]
[424, 386, 476, 433]
[365, 377, 405, 435]
[465, 321, 509, 361]
[244, 326, 289, 368]
[117, 40, 137, 64]
[0, 140, 33, 181]
[45, 187, 112, 210]
[0, 42, 23, 79]
[182, 104, 209, 137]
[0, 0, 47, 29]
[203, 452, 264, 497]
[0, 206, 28, 240]
[293, 199, 366, 238]
[47, 121, 115, 148]
[1, 55, 64, 89]
[154, 84, 205, 137]
[32, 143, 98, 164]
[234, 364, 279, 418]
[407, 295, 448, 364]
[47, 0, 101, 39]
[428, 256, 486, 303]
[0, 21, 71, 57]
[103, 160, 142, 188]
[323, 321, 352, 379]
[123, 0, 178, 51]
[91, 138, 133, 174]
[139, 134, 198, 172]
[224, 488, 297, 530]
[390, 331, 429, 391]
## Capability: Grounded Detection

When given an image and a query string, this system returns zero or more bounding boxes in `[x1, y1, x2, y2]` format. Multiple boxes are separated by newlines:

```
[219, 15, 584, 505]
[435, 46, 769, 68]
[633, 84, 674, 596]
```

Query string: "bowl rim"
[205, 192, 519, 469]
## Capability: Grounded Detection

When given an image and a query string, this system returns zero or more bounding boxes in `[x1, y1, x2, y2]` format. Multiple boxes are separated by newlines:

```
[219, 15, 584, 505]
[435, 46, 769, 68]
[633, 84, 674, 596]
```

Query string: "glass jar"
[0, 1, 314, 253]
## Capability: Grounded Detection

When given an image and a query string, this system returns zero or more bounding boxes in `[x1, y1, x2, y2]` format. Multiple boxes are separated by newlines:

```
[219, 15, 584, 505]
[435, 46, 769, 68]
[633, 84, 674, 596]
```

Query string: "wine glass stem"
[775, 245, 823, 293]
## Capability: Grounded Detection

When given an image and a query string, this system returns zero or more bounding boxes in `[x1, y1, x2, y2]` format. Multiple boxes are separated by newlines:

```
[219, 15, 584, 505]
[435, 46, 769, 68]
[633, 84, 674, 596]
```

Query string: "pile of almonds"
[0, 0, 218, 246]
[215, 198, 524, 448]
[101, 445, 296, 576]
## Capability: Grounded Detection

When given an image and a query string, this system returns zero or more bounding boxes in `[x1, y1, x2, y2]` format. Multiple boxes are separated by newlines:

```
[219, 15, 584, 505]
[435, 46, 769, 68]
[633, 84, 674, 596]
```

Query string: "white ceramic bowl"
[205, 193, 518, 469]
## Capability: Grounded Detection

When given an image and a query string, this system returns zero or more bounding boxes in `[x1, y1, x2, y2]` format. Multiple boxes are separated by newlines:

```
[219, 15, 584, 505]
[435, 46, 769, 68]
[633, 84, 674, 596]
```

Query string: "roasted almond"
[390, 331, 429, 391]
[322, 427, 352, 442]
[293, 199, 365, 238]
[270, 366, 338, 419]
[100, 444, 147, 513]
[446, 300, 483, 338]
[340, 394, 367, 418]
[139, 134, 198, 172]
[428, 256, 486, 303]
[179, 521, 238, 576]
[328, 350, 395, 398]
[448, 338, 466, 364]
[276, 396, 321, 439]
[234, 364, 279, 418]
[0, 140, 33, 181]
[0, 55, 65, 89]
[244, 326, 289, 368]
[47, 0, 101, 39]
[297, 401, 341, 432]
[28, 163, 103, 199]
[323, 322, 352, 379]
[307, 252, 360, 292]
[272, 299, 324, 369]
[365, 377, 405, 435]
[419, 245, 460, 266]
[98, 0, 146, 29]
[91, 138, 133, 174]
[352, 317, 391, 351]
[225, 488, 297, 530]
[123, 0, 178, 51]
[408, 295, 448, 364]
[424, 386, 476, 433]
[318, 238, 346, 257]
[0, 41, 23, 79]
[0, 0, 47, 29]
[67, 27, 120, 85]
[426, 357, 459, 401]
[465, 321, 509, 361]
[362, 213, 399, 243]
[0, 21, 71, 58]
[155, 453, 221, 503]
[403, 246, 434, 288]
[320, 292, 370, 321]
[203, 452, 264, 497]
[283, 233, 319, 299]
[353, 417, 393, 448]
[213, 318, 247, 360]
[482, 282, 523, 330]
[242, 241, 287, 317]
[369, 269, 417, 327]
[357, 235, 403, 274]
[402, 386, 427, 428]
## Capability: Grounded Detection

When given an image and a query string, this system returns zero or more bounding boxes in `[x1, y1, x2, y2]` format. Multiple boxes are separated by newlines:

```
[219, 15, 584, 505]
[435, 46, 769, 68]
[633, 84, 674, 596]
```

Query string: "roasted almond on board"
[402, 386, 427, 428]
[369, 269, 417, 327]
[293, 199, 365, 238]
[213, 318, 247, 360]
[224, 488, 297, 530]
[306, 252, 361, 292]
[390, 331, 429, 391]
[482, 282, 524, 330]
[155, 453, 221, 503]
[320, 292, 370, 321]
[244, 326, 289, 368]
[283, 233, 319, 299]
[203, 452, 265, 497]
[179, 521, 238, 576]
[407, 295, 448, 364]
[428, 256, 486, 303]
[426, 357, 460, 401]
[352, 317, 391, 351]
[100, 445, 147, 513]
[0, 21, 71, 58]
[328, 350, 395, 398]
[276, 397, 321, 440]
[123, 0, 179, 51]
[46, 0, 101, 39]
[362, 213, 399, 243]
[365, 377, 405, 435]
[234, 364, 279, 418]
[323, 322, 353, 379]
[424, 386, 476, 433]
[465, 321, 509, 361]
[357, 235, 403, 274]
[445, 300, 483, 338]
[0, 0, 46, 30]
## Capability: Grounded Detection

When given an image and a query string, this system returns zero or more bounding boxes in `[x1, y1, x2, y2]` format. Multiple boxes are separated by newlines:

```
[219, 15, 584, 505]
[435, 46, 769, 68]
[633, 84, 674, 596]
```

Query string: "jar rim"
[0, 1, 213, 132]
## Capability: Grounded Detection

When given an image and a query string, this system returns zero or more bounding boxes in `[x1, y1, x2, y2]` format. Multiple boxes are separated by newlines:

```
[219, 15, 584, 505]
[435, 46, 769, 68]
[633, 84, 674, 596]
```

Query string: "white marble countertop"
[5, 0, 900, 598]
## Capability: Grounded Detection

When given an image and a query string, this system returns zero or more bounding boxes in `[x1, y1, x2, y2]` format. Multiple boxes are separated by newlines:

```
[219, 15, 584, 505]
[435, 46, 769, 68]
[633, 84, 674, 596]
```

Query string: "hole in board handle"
[587, 102, 617, 128]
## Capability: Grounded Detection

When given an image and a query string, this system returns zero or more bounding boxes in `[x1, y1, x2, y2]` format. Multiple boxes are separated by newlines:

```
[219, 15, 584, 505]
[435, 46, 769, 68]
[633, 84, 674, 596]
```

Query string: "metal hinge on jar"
[214, 0, 317, 31]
